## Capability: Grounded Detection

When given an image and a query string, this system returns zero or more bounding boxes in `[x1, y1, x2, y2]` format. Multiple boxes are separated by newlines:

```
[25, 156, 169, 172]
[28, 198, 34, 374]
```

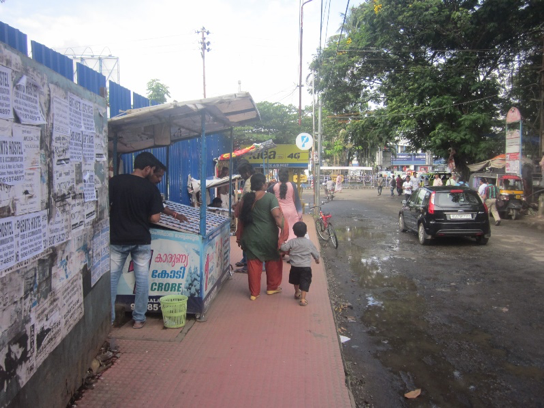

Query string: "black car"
[399, 186, 491, 245]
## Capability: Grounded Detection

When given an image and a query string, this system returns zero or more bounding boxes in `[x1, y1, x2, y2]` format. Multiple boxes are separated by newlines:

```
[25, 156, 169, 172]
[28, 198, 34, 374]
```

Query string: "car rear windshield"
[435, 191, 480, 207]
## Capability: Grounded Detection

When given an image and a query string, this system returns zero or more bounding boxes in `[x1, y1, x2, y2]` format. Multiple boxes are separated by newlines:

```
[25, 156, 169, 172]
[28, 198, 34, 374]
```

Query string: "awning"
[108, 92, 260, 153]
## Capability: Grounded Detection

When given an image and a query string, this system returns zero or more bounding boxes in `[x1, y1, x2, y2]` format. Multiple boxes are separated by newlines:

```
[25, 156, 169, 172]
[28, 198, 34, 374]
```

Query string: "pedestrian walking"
[433, 174, 443, 186]
[109, 152, 165, 329]
[390, 176, 396, 196]
[402, 175, 413, 201]
[377, 174, 384, 196]
[396, 175, 403, 196]
[280, 221, 320, 306]
[483, 180, 501, 226]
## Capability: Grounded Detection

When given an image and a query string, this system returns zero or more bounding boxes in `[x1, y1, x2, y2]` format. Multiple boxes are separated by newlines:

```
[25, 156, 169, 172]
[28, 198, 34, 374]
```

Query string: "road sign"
[296, 133, 313, 150]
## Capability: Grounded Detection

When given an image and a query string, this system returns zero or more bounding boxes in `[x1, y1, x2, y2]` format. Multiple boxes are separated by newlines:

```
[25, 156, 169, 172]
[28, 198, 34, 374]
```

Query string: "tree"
[146, 79, 171, 104]
[313, 0, 544, 171]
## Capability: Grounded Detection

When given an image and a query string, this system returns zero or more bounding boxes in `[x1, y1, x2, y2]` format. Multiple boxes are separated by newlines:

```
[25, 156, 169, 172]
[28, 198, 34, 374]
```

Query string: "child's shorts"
[288, 266, 312, 292]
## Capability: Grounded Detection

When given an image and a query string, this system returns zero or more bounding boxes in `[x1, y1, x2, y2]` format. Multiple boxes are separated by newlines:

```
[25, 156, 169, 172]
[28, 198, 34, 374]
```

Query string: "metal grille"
[156, 201, 228, 235]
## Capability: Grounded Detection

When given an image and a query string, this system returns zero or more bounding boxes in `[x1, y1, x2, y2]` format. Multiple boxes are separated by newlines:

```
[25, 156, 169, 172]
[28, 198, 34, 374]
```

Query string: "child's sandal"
[299, 299, 308, 306]
[294, 290, 302, 299]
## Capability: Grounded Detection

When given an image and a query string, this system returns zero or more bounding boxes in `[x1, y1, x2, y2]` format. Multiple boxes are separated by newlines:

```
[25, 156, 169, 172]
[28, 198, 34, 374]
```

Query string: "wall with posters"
[0, 42, 110, 407]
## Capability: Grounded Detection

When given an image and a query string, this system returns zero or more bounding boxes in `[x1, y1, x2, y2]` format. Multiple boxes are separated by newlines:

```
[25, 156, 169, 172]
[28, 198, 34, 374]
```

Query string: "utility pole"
[196, 27, 211, 98]
[540, 34, 544, 156]
[299, 0, 314, 125]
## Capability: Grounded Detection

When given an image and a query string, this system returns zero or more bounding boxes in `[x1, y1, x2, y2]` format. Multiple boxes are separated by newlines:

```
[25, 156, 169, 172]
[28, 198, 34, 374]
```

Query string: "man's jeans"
[110, 244, 152, 323]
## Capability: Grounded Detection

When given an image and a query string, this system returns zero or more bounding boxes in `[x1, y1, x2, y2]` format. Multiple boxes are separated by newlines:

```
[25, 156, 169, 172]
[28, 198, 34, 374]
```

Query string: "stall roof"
[108, 92, 260, 154]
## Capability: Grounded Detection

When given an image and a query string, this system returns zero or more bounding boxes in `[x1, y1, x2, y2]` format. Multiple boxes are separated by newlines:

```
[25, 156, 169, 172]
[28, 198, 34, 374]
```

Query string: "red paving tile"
[78, 215, 353, 408]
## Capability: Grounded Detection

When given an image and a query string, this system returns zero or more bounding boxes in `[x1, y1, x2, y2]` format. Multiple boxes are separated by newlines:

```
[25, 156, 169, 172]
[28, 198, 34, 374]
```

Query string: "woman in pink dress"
[268, 168, 302, 241]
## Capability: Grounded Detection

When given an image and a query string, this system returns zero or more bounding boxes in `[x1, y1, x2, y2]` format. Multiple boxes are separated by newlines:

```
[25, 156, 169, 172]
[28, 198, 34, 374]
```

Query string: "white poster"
[52, 159, 74, 197]
[52, 97, 70, 159]
[82, 131, 94, 163]
[81, 99, 95, 133]
[12, 76, 46, 125]
[94, 131, 106, 162]
[60, 274, 84, 336]
[0, 136, 25, 185]
[0, 118, 12, 136]
[0, 65, 13, 120]
[12, 124, 40, 169]
[91, 219, 110, 287]
[70, 194, 84, 232]
[48, 203, 71, 247]
[0, 217, 16, 275]
[68, 93, 83, 131]
[16, 212, 44, 262]
[69, 130, 82, 163]
[84, 200, 96, 225]
[83, 171, 96, 202]
[14, 168, 41, 215]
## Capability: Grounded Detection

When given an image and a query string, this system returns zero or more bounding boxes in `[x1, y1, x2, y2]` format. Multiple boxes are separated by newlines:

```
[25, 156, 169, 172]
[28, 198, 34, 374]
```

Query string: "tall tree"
[146, 79, 171, 104]
[313, 0, 544, 171]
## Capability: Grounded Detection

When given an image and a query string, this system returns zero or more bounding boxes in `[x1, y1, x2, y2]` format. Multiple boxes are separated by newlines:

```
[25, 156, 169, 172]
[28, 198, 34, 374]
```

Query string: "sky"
[1, 0, 362, 108]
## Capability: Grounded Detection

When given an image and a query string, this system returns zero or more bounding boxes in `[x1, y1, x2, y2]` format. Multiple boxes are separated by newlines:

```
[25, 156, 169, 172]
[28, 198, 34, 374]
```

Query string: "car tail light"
[428, 192, 436, 214]
[450, 189, 463, 193]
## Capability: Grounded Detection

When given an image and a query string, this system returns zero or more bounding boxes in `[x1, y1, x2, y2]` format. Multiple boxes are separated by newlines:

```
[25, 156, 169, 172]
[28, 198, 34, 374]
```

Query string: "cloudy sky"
[1, 0, 361, 107]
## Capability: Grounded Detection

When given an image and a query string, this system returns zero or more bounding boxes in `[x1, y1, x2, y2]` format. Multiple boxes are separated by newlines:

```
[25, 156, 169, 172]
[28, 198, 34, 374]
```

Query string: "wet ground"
[304, 188, 544, 407]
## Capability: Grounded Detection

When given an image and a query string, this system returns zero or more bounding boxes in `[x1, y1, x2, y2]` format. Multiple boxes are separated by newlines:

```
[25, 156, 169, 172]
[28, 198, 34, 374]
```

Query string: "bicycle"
[310, 205, 338, 248]
[323, 186, 335, 202]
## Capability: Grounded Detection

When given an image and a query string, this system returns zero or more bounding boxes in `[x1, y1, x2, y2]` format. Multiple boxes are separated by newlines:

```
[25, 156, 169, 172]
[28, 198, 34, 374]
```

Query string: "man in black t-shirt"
[109, 152, 165, 329]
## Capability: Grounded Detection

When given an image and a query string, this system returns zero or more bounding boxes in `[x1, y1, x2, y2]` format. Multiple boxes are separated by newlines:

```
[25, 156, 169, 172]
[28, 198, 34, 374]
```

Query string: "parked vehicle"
[468, 173, 525, 220]
[399, 186, 491, 245]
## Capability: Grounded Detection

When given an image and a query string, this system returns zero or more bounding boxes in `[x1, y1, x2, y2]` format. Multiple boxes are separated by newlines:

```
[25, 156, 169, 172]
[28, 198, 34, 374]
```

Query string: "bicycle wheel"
[315, 218, 330, 240]
[328, 224, 339, 248]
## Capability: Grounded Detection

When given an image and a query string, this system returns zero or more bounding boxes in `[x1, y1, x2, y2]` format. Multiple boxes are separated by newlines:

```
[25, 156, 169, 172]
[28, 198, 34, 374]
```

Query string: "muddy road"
[306, 188, 544, 407]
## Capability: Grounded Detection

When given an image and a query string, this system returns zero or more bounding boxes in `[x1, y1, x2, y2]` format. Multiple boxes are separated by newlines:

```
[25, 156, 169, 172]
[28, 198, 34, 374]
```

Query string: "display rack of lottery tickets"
[108, 93, 261, 319]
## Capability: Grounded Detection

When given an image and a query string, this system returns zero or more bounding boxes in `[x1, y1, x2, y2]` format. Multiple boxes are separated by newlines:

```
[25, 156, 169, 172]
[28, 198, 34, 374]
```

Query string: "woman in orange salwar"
[236, 173, 288, 300]
[268, 168, 302, 241]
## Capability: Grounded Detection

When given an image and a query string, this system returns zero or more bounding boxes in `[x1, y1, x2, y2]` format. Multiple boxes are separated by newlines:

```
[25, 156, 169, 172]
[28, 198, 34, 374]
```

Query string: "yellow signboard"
[247, 144, 309, 167]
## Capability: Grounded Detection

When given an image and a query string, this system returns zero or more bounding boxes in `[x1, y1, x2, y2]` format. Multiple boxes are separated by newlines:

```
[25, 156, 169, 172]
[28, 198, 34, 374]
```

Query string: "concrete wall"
[0, 42, 110, 408]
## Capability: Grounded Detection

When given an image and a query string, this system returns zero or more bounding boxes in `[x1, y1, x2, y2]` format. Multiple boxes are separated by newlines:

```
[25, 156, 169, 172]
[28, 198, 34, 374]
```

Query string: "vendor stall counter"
[116, 201, 230, 318]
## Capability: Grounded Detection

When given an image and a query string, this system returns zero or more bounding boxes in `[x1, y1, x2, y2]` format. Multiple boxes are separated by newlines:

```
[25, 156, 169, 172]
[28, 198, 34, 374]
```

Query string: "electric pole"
[196, 27, 211, 98]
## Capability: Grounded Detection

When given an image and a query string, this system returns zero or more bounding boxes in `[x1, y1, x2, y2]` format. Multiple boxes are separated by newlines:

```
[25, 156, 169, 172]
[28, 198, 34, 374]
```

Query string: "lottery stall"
[108, 93, 260, 319]
[115, 202, 230, 317]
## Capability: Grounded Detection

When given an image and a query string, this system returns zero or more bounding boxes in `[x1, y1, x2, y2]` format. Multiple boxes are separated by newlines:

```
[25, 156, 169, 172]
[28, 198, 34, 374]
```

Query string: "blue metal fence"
[77, 63, 106, 96]
[109, 80, 131, 117]
[31, 41, 74, 81]
[133, 92, 149, 109]
[121, 133, 231, 206]
[0, 21, 28, 55]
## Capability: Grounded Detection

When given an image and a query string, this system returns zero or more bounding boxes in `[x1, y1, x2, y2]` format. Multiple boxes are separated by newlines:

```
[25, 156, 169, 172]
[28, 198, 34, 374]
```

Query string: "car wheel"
[475, 236, 489, 245]
[399, 213, 407, 232]
[418, 223, 430, 245]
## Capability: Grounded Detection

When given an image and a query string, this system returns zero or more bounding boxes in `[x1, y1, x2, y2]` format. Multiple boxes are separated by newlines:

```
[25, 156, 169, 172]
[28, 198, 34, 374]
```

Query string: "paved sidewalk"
[78, 214, 353, 408]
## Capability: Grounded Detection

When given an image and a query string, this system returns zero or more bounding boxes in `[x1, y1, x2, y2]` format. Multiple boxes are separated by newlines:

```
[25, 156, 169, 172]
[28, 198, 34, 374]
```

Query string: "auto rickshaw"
[468, 173, 525, 219]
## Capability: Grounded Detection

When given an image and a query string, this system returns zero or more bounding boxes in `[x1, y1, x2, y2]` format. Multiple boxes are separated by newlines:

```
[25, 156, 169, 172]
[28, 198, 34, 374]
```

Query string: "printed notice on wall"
[16, 212, 44, 262]
[81, 99, 95, 133]
[0, 65, 13, 120]
[69, 130, 83, 163]
[91, 219, 110, 286]
[53, 159, 74, 197]
[71, 194, 84, 232]
[0, 217, 16, 274]
[13, 124, 41, 169]
[35, 291, 63, 368]
[82, 131, 94, 163]
[68, 93, 82, 131]
[48, 203, 71, 247]
[60, 274, 84, 336]
[94, 131, 106, 161]
[13, 76, 46, 125]
[83, 171, 96, 202]
[0, 136, 25, 185]
[52, 96, 70, 159]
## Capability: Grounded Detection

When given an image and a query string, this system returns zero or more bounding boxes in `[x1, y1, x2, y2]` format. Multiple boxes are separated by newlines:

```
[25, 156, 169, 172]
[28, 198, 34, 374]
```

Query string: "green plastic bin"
[159, 295, 188, 328]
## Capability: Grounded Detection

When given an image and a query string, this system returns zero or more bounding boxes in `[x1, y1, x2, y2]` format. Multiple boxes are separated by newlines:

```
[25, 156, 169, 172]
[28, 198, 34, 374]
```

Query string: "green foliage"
[146, 79, 171, 104]
[313, 0, 544, 168]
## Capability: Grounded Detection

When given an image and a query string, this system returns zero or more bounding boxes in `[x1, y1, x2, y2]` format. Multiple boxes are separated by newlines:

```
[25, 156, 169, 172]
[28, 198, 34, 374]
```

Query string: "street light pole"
[197, 27, 211, 98]
[299, 0, 313, 125]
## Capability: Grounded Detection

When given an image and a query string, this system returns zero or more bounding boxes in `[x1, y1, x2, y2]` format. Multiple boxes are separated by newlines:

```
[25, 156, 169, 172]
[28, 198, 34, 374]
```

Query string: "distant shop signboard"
[391, 153, 426, 165]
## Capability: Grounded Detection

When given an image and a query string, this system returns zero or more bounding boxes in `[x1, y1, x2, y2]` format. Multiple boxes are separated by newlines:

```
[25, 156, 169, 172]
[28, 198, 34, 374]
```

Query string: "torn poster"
[82, 131, 94, 163]
[70, 193, 84, 232]
[52, 96, 70, 159]
[83, 171, 96, 202]
[13, 75, 46, 125]
[0, 65, 13, 120]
